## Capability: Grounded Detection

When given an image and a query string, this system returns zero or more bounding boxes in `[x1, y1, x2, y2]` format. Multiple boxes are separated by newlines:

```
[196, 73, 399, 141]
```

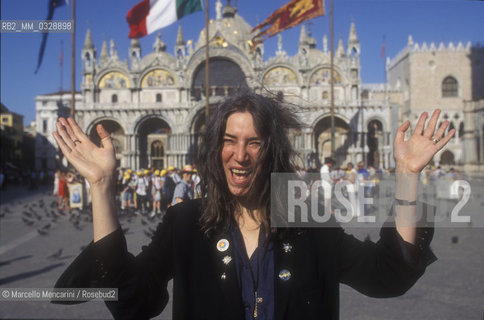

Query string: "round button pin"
[217, 239, 229, 252]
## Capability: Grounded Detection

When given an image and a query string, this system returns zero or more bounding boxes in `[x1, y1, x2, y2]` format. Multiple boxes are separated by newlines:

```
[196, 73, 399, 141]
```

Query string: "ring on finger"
[431, 137, 440, 144]
[73, 139, 81, 145]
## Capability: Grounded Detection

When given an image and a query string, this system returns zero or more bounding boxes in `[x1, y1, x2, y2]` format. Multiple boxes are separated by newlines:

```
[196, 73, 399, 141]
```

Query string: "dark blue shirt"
[231, 225, 274, 320]
[358, 167, 369, 179]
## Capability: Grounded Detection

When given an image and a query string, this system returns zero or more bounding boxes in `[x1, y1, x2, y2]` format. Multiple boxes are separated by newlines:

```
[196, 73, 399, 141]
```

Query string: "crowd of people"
[114, 164, 200, 218]
[295, 159, 466, 218]
[0, 163, 204, 220]
[0, 161, 464, 215]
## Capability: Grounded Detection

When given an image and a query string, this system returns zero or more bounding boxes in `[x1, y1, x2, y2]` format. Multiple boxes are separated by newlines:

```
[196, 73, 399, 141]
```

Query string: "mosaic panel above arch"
[262, 67, 298, 86]
[310, 68, 342, 85]
[98, 72, 130, 89]
[141, 69, 176, 88]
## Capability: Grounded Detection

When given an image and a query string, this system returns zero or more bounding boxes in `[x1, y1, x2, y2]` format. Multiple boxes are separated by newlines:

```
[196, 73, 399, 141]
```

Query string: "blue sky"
[1, 0, 483, 125]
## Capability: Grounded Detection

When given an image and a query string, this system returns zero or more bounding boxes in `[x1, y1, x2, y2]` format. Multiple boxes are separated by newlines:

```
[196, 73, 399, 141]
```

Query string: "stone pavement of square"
[0, 182, 482, 319]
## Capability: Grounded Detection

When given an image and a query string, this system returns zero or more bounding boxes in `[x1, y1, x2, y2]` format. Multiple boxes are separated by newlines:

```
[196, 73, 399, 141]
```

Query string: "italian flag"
[127, 0, 202, 38]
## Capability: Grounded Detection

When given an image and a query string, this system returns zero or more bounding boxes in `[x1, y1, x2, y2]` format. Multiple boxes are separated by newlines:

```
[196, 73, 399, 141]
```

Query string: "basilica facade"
[35, 1, 484, 172]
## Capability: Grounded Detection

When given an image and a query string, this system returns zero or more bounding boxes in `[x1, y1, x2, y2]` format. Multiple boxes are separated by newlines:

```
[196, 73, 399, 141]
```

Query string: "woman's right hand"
[52, 117, 117, 187]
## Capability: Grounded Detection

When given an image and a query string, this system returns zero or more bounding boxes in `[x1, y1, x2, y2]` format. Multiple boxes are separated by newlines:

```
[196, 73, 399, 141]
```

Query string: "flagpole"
[71, 0, 76, 118]
[60, 40, 63, 92]
[330, 0, 335, 157]
[204, 0, 210, 119]
[383, 35, 387, 104]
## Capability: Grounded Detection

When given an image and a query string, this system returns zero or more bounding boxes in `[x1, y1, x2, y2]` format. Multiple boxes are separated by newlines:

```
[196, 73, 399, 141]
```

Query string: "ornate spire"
[306, 27, 316, 48]
[83, 28, 94, 49]
[153, 32, 166, 52]
[130, 38, 140, 48]
[408, 35, 414, 46]
[299, 25, 307, 45]
[176, 25, 185, 46]
[129, 37, 141, 65]
[323, 35, 328, 53]
[348, 20, 358, 44]
[100, 40, 109, 60]
[109, 39, 118, 60]
[277, 34, 283, 54]
[336, 36, 345, 57]
[223, 0, 235, 18]
[215, 0, 222, 20]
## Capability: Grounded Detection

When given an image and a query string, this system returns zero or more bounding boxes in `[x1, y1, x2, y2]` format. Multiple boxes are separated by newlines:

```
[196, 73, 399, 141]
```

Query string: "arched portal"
[313, 116, 350, 166]
[89, 120, 125, 168]
[367, 119, 383, 168]
[440, 150, 455, 165]
[191, 58, 248, 100]
[137, 118, 171, 169]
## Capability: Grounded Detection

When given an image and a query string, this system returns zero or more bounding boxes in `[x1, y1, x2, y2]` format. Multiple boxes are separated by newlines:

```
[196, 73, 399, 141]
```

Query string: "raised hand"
[393, 109, 455, 174]
[52, 117, 117, 186]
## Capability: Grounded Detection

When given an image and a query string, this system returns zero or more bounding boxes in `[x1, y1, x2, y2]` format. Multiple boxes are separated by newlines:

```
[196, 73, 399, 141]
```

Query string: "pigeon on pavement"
[47, 248, 63, 260]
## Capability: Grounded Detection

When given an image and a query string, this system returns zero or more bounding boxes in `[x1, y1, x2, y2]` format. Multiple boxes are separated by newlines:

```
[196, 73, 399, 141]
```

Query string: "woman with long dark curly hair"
[52, 91, 454, 320]
[197, 93, 300, 236]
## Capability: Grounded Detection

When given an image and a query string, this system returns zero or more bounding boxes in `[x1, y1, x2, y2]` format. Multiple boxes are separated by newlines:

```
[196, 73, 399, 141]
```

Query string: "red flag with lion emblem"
[251, 0, 324, 41]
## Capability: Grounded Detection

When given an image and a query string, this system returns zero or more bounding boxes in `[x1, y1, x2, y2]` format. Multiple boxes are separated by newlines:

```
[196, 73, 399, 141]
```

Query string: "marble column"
[462, 101, 477, 164]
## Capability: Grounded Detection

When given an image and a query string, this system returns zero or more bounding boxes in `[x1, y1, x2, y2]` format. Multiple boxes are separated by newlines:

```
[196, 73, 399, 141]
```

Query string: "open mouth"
[229, 168, 252, 185]
[231, 168, 251, 176]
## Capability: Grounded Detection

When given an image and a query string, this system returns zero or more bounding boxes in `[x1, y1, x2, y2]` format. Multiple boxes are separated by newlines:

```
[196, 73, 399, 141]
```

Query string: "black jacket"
[53, 199, 436, 320]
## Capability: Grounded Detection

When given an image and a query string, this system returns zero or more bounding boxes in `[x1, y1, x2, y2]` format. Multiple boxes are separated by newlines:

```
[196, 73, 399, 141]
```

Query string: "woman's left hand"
[393, 109, 455, 174]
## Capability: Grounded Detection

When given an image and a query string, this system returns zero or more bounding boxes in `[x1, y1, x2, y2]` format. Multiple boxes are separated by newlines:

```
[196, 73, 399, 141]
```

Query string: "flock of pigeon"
[0, 191, 164, 262]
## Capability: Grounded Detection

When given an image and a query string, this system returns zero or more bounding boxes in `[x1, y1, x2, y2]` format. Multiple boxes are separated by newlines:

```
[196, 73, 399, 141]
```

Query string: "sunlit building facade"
[35, 1, 484, 172]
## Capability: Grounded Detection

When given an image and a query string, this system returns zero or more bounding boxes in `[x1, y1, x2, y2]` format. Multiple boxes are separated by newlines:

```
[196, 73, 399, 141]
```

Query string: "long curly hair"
[196, 92, 301, 235]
